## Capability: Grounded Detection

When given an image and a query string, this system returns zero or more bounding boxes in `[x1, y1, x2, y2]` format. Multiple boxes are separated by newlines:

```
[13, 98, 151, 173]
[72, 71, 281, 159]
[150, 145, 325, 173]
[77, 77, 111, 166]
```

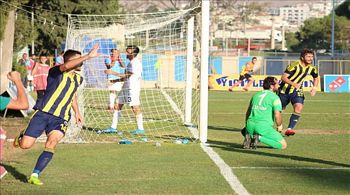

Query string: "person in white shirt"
[101, 45, 144, 134]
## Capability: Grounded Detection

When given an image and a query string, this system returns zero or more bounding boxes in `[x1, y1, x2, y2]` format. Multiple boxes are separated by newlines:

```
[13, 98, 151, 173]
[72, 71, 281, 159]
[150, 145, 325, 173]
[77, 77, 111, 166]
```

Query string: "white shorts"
[27, 74, 33, 81]
[108, 81, 123, 91]
[118, 88, 140, 106]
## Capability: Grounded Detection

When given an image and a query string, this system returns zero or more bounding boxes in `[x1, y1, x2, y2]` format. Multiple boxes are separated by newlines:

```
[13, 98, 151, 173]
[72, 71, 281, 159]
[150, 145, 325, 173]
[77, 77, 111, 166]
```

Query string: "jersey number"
[258, 93, 267, 105]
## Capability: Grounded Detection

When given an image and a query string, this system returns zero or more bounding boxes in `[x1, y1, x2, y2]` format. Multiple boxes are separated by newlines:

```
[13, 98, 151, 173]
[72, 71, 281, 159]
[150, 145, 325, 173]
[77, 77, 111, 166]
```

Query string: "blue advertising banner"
[324, 74, 350, 92]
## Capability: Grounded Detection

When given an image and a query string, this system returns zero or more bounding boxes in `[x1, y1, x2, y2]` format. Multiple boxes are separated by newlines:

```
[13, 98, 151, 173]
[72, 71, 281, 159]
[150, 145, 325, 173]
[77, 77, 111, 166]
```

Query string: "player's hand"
[276, 125, 283, 133]
[75, 113, 83, 127]
[7, 71, 22, 83]
[310, 87, 317, 96]
[88, 44, 100, 59]
[117, 55, 123, 63]
[293, 83, 301, 89]
[105, 69, 112, 75]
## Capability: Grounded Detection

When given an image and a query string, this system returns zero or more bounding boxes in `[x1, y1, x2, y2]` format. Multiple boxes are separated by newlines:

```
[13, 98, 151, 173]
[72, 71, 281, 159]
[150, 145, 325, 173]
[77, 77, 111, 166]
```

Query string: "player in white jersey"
[101, 45, 144, 134]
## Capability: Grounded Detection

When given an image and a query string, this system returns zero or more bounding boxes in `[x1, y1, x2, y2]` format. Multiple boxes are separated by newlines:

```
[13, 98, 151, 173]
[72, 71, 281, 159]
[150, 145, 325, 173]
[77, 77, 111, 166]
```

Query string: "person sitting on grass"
[243, 76, 287, 150]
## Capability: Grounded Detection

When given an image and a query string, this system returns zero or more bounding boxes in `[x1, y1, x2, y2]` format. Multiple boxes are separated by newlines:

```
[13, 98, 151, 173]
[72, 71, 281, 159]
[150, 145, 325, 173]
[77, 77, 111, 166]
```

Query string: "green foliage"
[0, 8, 9, 41]
[12, 64, 27, 78]
[10, 0, 124, 54]
[287, 16, 350, 52]
[13, 13, 38, 52]
[285, 32, 300, 51]
[335, 0, 350, 19]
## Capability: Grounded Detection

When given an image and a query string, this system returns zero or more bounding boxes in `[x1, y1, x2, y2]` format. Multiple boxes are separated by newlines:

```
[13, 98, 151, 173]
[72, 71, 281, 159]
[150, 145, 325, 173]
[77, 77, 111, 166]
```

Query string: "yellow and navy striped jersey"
[279, 60, 318, 94]
[34, 66, 83, 121]
[240, 61, 254, 76]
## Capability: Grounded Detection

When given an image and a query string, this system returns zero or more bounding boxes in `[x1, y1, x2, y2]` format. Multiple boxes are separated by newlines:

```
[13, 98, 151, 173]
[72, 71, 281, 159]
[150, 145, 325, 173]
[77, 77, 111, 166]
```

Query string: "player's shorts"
[239, 73, 252, 81]
[23, 111, 68, 138]
[27, 74, 33, 81]
[246, 120, 283, 142]
[108, 81, 123, 91]
[118, 88, 140, 106]
[279, 90, 304, 109]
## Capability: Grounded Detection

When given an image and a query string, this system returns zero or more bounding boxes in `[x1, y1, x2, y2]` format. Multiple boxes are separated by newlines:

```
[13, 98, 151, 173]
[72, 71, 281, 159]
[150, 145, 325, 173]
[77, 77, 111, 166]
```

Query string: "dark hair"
[263, 76, 277, 90]
[126, 45, 140, 57]
[63, 50, 81, 62]
[300, 49, 314, 60]
[110, 48, 118, 52]
[252, 57, 257, 60]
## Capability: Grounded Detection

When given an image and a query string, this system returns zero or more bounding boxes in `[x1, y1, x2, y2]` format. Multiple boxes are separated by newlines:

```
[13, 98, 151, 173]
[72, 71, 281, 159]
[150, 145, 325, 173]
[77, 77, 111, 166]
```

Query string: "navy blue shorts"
[279, 90, 304, 109]
[239, 74, 252, 81]
[24, 111, 68, 138]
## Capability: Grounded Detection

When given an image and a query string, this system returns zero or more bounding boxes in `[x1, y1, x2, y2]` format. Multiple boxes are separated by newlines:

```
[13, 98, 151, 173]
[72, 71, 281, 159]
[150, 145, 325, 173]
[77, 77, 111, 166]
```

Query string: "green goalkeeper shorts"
[246, 121, 283, 142]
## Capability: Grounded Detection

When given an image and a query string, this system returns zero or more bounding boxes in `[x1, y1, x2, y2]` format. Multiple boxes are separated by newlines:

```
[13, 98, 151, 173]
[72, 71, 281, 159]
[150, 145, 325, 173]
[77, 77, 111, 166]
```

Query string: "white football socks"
[136, 113, 144, 130]
[109, 93, 116, 109]
[111, 110, 121, 129]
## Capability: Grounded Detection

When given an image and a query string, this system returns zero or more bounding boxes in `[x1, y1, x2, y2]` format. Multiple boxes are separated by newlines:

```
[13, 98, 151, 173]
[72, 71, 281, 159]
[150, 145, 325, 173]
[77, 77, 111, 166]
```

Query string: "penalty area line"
[231, 166, 350, 170]
[201, 143, 250, 195]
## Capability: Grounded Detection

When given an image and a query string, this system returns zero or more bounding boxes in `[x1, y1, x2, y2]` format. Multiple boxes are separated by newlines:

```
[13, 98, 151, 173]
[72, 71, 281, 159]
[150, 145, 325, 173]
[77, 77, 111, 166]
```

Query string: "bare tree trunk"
[0, 10, 15, 94]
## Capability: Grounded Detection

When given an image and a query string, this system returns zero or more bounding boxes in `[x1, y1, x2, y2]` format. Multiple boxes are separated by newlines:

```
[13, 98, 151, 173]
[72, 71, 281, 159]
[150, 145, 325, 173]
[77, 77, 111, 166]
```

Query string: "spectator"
[32, 55, 50, 100]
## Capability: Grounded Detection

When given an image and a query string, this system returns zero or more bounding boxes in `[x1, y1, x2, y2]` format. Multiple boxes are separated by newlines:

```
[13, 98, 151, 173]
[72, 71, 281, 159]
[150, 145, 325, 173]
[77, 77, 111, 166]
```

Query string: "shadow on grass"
[2, 164, 27, 183]
[208, 126, 242, 132]
[207, 139, 350, 168]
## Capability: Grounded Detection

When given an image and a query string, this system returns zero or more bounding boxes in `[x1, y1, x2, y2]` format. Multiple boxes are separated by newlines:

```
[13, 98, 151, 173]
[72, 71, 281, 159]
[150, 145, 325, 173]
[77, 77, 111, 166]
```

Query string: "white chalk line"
[231, 166, 350, 170]
[210, 112, 350, 115]
[201, 143, 250, 195]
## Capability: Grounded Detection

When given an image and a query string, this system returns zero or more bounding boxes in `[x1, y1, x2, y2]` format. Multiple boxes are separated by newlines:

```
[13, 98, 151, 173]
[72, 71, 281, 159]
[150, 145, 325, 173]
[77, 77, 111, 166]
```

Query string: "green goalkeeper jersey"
[247, 90, 282, 126]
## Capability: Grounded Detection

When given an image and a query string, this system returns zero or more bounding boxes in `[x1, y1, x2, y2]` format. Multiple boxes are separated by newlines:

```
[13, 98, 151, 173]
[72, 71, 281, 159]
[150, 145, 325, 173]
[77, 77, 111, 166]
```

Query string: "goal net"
[63, 7, 202, 143]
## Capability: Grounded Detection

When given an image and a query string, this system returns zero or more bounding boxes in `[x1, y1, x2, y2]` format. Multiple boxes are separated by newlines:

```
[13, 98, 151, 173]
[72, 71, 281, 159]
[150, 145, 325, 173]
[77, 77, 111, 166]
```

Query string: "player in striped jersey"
[279, 49, 319, 136]
[13, 44, 100, 185]
[229, 57, 257, 91]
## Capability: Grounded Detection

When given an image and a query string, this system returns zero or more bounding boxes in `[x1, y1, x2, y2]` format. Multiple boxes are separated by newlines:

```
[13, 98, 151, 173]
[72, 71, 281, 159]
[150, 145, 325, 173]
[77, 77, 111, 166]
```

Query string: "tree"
[285, 15, 350, 52]
[335, 0, 350, 20]
[10, 0, 124, 55]
[285, 32, 300, 51]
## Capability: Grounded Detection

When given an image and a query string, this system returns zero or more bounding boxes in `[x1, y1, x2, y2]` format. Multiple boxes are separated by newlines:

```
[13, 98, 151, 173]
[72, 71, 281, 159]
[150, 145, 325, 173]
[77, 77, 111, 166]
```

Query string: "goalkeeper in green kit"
[243, 76, 287, 150]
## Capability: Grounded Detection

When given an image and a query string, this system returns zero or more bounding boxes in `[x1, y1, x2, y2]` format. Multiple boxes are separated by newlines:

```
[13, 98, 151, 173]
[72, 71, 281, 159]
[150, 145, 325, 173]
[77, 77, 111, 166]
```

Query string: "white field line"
[210, 112, 350, 115]
[201, 143, 250, 195]
[231, 166, 350, 170]
[210, 99, 350, 103]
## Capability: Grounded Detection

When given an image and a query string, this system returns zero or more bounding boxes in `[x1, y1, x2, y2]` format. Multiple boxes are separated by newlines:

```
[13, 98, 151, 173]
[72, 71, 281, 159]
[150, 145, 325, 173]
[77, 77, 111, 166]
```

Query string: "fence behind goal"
[63, 7, 202, 143]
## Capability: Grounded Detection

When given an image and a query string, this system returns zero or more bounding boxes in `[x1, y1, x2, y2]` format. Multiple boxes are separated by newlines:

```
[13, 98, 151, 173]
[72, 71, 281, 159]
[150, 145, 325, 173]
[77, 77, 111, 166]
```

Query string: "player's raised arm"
[59, 44, 100, 72]
[6, 71, 29, 110]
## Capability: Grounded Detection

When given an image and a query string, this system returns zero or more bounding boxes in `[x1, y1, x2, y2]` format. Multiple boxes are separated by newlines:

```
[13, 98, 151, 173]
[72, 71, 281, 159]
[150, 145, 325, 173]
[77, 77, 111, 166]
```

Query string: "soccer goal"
[63, 3, 210, 144]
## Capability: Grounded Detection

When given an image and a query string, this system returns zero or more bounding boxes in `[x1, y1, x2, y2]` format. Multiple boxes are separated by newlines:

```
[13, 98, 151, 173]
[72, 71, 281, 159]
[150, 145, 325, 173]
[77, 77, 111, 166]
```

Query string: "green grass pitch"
[1, 91, 349, 194]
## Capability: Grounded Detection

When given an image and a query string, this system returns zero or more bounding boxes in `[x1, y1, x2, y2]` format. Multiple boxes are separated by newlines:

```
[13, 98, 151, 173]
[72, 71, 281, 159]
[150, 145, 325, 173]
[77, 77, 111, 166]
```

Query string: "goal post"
[63, 4, 208, 144]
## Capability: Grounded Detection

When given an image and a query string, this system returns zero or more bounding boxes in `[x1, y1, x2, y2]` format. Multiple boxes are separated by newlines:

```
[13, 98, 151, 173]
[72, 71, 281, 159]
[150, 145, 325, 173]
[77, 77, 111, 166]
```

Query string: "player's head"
[126, 45, 139, 60]
[63, 50, 82, 71]
[300, 48, 314, 65]
[110, 48, 119, 61]
[263, 76, 279, 92]
[251, 57, 257, 64]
